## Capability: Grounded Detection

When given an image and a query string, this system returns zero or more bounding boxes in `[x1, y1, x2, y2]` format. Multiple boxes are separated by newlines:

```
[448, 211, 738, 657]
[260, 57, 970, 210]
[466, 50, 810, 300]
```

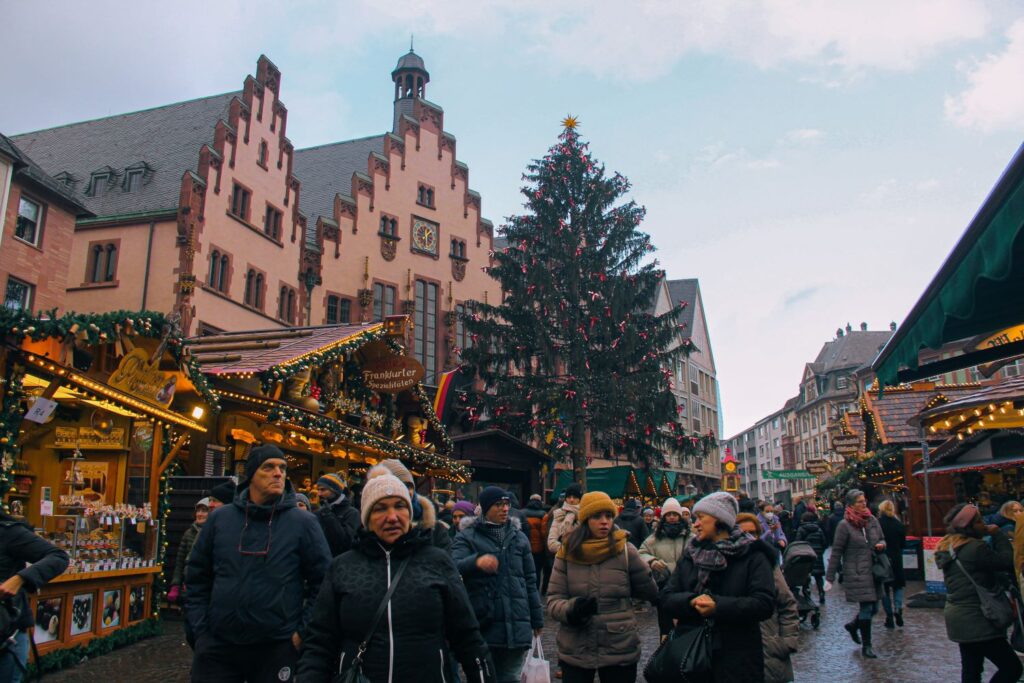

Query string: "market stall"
[183, 317, 467, 503]
[0, 309, 216, 660]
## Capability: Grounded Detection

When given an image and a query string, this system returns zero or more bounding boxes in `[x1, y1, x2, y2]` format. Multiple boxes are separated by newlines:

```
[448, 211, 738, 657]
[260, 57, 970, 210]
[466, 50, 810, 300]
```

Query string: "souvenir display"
[128, 586, 146, 622]
[70, 593, 94, 636]
[34, 597, 63, 644]
[101, 590, 121, 629]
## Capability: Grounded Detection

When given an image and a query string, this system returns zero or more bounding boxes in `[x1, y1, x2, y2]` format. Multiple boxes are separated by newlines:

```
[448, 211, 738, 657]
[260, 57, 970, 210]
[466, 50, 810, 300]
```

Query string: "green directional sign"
[763, 470, 817, 480]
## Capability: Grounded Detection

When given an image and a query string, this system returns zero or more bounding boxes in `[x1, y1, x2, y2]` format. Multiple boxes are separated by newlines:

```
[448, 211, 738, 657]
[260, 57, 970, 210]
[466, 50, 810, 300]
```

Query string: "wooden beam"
[193, 353, 243, 364]
[157, 433, 191, 476]
[896, 339, 1024, 383]
[147, 423, 164, 514]
[186, 329, 313, 345]
[184, 340, 281, 353]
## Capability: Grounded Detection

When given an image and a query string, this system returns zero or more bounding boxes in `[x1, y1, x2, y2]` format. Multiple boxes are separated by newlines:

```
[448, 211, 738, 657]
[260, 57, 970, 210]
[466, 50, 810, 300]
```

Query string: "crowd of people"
[7, 445, 1024, 682]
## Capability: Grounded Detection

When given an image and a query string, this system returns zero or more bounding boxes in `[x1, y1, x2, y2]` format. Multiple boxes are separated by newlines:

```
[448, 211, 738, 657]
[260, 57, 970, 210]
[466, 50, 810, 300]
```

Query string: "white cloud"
[945, 19, 1024, 132]
[745, 158, 782, 170]
[783, 128, 825, 144]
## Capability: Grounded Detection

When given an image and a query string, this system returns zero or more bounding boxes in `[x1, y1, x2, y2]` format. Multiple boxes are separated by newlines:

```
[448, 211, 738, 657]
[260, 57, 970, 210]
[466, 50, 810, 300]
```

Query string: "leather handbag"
[871, 551, 893, 583]
[951, 545, 1013, 630]
[643, 618, 713, 683]
[333, 557, 410, 683]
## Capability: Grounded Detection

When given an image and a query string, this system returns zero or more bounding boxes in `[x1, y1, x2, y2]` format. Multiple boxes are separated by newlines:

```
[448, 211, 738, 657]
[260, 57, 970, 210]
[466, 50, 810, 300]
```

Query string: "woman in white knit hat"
[639, 497, 692, 638]
[299, 473, 496, 682]
[659, 491, 777, 683]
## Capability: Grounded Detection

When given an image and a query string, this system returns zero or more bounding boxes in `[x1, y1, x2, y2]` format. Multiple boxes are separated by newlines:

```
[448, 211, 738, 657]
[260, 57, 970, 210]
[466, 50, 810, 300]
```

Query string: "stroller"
[782, 541, 821, 629]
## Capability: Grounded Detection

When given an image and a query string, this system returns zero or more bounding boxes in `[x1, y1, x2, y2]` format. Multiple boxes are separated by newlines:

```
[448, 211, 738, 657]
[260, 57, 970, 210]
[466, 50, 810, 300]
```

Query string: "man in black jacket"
[186, 445, 331, 683]
[314, 472, 361, 557]
[0, 513, 69, 680]
[615, 499, 650, 547]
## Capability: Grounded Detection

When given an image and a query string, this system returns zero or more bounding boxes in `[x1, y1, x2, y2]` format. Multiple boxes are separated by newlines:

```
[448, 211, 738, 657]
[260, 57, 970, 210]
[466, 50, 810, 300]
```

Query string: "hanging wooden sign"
[108, 347, 177, 407]
[361, 355, 425, 394]
[53, 426, 127, 450]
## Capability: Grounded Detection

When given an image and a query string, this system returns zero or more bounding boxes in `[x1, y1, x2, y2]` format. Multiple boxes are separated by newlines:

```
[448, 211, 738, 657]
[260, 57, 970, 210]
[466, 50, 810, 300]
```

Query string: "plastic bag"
[521, 635, 550, 683]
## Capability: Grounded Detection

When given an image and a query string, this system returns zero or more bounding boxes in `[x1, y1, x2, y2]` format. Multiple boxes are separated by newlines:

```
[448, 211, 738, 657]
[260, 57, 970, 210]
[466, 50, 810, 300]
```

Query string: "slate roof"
[292, 135, 387, 245]
[813, 331, 893, 374]
[0, 133, 90, 213]
[862, 384, 979, 445]
[10, 92, 238, 218]
[189, 322, 383, 374]
[666, 279, 698, 335]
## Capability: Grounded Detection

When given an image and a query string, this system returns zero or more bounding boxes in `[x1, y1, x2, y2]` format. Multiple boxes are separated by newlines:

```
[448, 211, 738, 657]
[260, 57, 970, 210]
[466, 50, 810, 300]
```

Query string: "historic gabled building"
[0, 134, 90, 313]
[294, 50, 495, 384]
[9, 51, 495, 384]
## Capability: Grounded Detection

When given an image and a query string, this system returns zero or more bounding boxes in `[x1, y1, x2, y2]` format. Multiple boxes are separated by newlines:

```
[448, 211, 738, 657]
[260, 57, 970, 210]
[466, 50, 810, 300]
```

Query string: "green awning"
[551, 466, 640, 498]
[874, 144, 1024, 387]
[664, 471, 678, 493]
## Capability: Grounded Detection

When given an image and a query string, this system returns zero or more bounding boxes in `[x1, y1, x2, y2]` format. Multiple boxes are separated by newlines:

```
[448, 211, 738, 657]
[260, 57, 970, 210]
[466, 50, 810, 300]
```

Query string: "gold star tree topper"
[561, 115, 579, 130]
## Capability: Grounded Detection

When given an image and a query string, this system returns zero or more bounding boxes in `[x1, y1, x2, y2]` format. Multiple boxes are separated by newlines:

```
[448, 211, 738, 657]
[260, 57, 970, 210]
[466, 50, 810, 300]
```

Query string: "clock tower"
[392, 48, 430, 132]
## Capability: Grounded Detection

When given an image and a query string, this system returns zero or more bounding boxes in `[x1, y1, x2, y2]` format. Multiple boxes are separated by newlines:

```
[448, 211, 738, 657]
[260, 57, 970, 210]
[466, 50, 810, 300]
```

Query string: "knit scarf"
[557, 529, 627, 565]
[685, 526, 755, 591]
[844, 505, 873, 530]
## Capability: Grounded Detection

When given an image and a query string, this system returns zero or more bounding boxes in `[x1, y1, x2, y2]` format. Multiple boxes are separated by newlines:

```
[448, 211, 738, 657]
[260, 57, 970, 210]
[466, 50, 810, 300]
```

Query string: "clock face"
[412, 218, 439, 255]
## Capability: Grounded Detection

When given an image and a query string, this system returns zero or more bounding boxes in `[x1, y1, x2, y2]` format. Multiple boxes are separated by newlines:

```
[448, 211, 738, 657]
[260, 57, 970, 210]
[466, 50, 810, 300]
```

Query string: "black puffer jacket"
[660, 538, 778, 683]
[614, 508, 650, 547]
[0, 515, 69, 630]
[299, 529, 495, 683]
[185, 481, 331, 644]
[795, 521, 826, 576]
[879, 514, 907, 588]
[315, 495, 362, 557]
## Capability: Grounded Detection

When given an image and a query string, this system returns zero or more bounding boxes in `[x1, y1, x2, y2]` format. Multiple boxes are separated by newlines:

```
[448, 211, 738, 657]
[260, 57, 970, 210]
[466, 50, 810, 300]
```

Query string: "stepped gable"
[11, 92, 238, 218]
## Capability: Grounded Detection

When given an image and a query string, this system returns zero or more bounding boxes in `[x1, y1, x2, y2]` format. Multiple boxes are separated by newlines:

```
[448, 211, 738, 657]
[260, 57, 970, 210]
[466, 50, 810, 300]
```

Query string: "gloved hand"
[167, 585, 180, 604]
[566, 596, 598, 627]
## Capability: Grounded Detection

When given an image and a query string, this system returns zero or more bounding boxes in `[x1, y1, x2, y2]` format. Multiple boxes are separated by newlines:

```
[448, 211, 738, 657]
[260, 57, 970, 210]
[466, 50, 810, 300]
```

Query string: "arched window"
[417, 186, 426, 204]
[254, 274, 264, 309]
[287, 289, 295, 323]
[258, 141, 268, 166]
[209, 251, 221, 287]
[279, 286, 288, 319]
[426, 188, 434, 206]
[244, 270, 255, 305]
[390, 218, 397, 235]
[91, 245, 104, 282]
[104, 244, 117, 281]
[218, 255, 229, 291]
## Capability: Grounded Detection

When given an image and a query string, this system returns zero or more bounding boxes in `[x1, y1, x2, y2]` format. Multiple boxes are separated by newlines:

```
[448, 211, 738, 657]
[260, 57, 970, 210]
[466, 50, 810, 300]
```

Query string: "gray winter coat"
[547, 541, 658, 669]
[825, 516, 885, 603]
[763, 565, 799, 683]
[451, 516, 544, 649]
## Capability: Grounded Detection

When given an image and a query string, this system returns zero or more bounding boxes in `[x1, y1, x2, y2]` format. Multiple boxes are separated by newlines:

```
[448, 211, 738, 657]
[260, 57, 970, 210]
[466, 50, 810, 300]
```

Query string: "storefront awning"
[873, 144, 1024, 387]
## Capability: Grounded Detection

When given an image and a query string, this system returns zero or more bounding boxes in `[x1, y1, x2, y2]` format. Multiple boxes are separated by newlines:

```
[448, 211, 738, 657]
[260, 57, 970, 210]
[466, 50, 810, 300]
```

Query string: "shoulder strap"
[353, 556, 411, 666]
[949, 545, 985, 591]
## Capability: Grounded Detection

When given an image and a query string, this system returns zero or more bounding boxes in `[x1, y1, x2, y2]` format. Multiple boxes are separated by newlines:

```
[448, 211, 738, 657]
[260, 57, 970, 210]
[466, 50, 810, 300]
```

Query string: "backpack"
[526, 516, 545, 554]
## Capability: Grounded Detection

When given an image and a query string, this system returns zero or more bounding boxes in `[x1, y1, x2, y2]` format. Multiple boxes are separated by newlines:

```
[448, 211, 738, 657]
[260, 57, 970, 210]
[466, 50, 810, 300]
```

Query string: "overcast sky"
[4, 1, 1024, 437]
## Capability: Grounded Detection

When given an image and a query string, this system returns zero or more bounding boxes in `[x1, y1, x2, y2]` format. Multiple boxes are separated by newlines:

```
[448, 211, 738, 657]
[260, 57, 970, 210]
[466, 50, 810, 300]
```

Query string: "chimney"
[860, 322, 868, 331]
[890, 321, 897, 331]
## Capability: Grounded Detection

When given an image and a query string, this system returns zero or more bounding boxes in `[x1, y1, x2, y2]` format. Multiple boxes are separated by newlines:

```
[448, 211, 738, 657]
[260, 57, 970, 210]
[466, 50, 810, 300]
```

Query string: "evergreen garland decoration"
[0, 365, 26, 509]
[817, 446, 904, 498]
[257, 325, 390, 392]
[152, 459, 180, 614]
[0, 308, 221, 413]
[28, 617, 163, 676]
[461, 122, 715, 474]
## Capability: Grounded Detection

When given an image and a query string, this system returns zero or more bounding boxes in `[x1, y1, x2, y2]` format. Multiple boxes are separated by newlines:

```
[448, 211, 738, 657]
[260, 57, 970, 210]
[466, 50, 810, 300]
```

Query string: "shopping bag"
[521, 635, 551, 683]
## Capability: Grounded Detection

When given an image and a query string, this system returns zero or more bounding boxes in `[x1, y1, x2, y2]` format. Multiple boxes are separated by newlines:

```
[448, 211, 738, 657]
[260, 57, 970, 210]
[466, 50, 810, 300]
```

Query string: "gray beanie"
[693, 491, 739, 528]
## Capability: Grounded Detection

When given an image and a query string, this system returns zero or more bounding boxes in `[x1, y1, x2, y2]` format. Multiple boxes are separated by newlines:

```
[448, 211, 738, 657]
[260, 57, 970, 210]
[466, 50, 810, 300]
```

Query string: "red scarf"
[845, 505, 872, 530]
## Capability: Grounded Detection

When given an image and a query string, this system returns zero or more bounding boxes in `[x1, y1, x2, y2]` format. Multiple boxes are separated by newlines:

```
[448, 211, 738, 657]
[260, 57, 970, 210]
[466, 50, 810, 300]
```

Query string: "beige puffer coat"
[638, 530, 689, 581]
[546, 542, 658, 669]
[546, 503, 580, 554]
[762, 564, 800, 683]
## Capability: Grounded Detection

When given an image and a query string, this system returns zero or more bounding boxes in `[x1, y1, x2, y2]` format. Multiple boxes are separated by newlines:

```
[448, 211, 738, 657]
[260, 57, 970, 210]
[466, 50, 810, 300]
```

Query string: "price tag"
[24, 397, 57, 424]
[40, 500, 53, 516]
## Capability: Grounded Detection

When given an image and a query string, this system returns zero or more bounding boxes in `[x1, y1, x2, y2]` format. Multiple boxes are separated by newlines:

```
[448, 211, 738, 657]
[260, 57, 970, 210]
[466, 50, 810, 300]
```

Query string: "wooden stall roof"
[861, 383, 981, 446]
[188, 323, 383, 375]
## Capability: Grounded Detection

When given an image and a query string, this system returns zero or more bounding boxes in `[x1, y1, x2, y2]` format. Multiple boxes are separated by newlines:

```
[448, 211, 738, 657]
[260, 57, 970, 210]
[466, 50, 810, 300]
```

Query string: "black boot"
[860, 619, 877, 658]
[884, 612, 894, 629]
[894, 610, 904, 627]
[844, 618, 862, 644]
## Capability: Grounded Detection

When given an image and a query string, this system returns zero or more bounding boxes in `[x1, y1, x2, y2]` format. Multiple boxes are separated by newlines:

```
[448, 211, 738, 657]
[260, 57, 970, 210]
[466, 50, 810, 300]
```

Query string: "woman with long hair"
[660, 492, 777, 683]
[547, 492, 658, 683]
[298, 474, 495, 682]
[877, 500, 906, 629]
[936, 503, 1022, 683]
[825, 489, 885, 659]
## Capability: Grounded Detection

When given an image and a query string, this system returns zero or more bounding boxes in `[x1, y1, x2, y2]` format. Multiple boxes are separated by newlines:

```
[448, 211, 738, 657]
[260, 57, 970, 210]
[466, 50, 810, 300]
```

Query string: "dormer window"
[123, 169, 143, 192]
[416, 183, 435, 208]
[88, 172, 110, 197]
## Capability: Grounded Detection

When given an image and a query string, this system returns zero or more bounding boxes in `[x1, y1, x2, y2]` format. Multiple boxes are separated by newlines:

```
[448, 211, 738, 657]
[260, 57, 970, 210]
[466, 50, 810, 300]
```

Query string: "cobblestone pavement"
[41, 581, 988, 682]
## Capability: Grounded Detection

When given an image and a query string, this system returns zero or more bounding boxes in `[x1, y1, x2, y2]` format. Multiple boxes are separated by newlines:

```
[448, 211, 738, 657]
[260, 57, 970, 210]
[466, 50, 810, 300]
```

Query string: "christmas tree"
[460, 118, 714, 486]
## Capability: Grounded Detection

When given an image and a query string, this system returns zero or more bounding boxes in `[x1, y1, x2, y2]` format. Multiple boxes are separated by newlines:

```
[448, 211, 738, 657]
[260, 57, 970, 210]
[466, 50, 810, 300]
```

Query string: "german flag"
[433, 366, 473, 425]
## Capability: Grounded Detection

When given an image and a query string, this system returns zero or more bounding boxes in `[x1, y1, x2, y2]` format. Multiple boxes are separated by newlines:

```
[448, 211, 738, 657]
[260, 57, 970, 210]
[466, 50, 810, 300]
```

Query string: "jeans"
[533, 553, 547, 590]
[0, 630, 29, 683]
[958, 637, 1024, 683]
[559, 661, 638, 683]
[490, 646, 529, 683]
[857, 600, 878, 621]
[882, 585, 904, 614]
[191, 636, 298, 683]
